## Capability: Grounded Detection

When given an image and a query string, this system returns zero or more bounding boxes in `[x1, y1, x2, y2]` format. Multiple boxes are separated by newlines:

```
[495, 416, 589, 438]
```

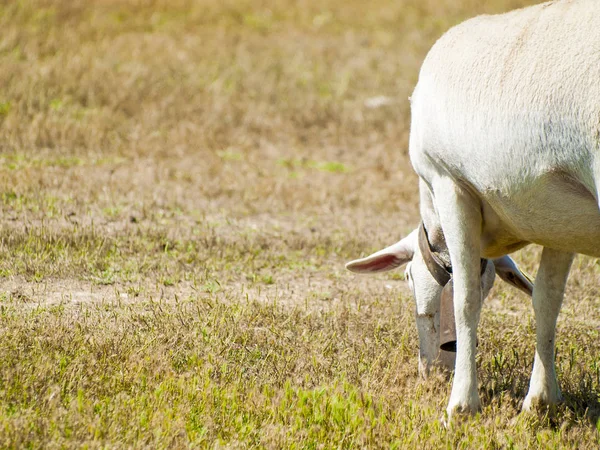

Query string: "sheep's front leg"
[523, 247, 573, 411]
[433, 179, 483, 418]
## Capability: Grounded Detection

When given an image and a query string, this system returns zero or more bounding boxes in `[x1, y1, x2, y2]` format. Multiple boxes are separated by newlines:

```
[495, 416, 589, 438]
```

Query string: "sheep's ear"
[346, 230, 417, 274]
[492, 255, 534, 296]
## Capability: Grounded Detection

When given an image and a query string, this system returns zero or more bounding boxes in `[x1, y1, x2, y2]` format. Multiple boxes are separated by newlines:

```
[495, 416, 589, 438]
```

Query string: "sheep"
[347, 0, 600, 419]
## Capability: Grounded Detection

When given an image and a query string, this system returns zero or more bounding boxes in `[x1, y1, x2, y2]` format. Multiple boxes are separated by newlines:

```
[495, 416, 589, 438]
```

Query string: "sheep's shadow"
[478, 358, 600, 428]
[560, 389, 600, 427]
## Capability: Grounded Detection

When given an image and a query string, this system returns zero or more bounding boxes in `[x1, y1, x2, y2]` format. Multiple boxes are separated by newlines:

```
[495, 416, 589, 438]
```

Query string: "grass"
[0, 0, 599, 447]
[0, 291, 599, 447]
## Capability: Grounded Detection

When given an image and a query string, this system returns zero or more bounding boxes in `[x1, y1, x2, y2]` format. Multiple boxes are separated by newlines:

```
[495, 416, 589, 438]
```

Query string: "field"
[0, 0, 599, 447]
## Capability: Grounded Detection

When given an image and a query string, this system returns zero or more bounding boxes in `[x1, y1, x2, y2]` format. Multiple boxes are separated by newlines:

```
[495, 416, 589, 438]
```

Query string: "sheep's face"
[404, 248, 497, 374]
[346, 227, 531, 376]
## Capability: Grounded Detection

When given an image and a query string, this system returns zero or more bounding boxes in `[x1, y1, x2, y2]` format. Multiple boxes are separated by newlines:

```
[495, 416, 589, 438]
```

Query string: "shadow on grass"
[479, 358, 600, 430]
[562, 389, 600, 428]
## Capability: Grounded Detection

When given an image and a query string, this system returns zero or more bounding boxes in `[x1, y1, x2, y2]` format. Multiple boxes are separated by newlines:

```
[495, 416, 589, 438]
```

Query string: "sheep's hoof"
[522, 392, 563, 416]
[444, 399, 480, 427]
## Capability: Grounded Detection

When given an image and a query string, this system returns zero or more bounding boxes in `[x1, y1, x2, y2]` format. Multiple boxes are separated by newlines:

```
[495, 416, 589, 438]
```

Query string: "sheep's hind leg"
[523, 247, 573, 412]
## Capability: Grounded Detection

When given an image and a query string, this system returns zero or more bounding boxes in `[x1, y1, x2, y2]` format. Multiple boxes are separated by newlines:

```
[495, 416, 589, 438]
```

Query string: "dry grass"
[0, 0, 599, 447]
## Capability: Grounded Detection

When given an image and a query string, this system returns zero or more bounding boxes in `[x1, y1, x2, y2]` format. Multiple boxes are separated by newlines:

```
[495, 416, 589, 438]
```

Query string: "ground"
[0, 0, 599, 447]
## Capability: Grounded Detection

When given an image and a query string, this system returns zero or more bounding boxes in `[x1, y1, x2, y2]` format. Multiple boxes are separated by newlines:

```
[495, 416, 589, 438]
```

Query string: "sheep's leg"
[432, 178, 483, 417]
[523, 247, 573, 411]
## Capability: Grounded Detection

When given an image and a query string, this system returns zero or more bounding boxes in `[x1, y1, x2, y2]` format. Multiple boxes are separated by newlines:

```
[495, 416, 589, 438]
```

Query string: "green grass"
[0, 294, 598, 447]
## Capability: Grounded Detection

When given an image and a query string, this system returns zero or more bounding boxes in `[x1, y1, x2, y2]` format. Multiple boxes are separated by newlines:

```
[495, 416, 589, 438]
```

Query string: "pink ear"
[346, 252, 410, 273]
[346, 230, 417, 274]
[492, 255, 534, 296]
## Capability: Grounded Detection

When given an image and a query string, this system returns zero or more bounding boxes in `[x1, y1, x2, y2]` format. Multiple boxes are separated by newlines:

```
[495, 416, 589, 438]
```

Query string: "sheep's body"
[347, 0, 600, 420]
[411, 0, 600, 417]
[411, 0, 600, 259]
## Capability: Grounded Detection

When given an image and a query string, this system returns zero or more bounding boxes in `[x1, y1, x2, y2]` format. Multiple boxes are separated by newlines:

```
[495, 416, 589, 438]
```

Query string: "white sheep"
[347, 0, 600, 419]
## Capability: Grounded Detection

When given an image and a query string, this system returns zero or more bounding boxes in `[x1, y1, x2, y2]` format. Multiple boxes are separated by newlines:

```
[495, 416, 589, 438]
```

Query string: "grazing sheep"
[347, 0, 600, 419]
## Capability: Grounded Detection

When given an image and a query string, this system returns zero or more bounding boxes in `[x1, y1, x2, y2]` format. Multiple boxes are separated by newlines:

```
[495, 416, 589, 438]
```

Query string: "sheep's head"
[346, 224, 533, 375]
